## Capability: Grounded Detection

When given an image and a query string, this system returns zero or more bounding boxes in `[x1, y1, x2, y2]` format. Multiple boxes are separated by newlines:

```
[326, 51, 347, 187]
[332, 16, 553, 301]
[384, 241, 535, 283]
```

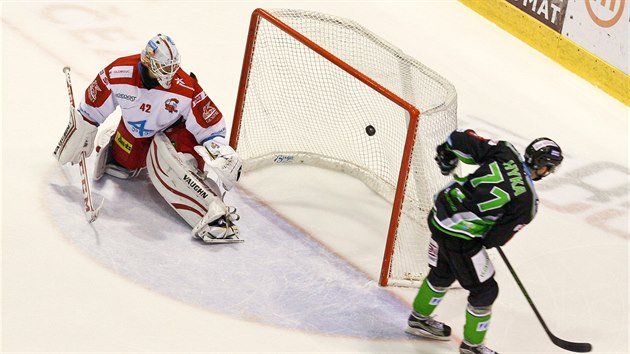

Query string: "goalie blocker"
[146, 133, 242, 243]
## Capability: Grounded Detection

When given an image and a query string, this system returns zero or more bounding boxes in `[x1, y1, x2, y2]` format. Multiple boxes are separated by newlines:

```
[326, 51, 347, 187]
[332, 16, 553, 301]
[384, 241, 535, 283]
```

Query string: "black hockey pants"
[426, 212, 499, 308]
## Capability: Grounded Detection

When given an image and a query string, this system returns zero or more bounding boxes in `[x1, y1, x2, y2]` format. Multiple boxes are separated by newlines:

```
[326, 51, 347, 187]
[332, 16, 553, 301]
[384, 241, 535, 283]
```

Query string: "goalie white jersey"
[78, 54, 226, 145]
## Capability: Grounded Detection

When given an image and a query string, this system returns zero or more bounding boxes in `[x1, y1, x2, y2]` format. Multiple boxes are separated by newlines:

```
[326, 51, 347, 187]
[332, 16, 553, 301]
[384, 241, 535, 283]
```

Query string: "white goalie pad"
[146, 133, 242, 243]
[93, 127, 115, 180]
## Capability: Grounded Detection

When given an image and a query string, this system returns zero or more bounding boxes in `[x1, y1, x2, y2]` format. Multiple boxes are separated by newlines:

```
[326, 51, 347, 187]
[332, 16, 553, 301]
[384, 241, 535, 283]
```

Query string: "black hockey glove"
[435, 143, 458, 176]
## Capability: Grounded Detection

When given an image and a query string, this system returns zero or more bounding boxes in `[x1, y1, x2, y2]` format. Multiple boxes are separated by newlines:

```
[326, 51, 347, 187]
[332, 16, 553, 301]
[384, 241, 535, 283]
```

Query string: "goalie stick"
[497, 247, 592, 352]
[54, 66, 102, 223]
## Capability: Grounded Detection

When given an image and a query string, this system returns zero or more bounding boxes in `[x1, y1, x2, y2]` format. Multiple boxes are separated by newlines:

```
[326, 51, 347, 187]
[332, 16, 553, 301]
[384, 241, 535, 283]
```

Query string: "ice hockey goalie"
[53, 34, 243, 243]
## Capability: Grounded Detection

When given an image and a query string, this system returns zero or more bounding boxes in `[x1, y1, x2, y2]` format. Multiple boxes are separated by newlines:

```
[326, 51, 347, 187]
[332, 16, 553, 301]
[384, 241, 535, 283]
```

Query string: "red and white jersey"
[78, 54, 225, 144]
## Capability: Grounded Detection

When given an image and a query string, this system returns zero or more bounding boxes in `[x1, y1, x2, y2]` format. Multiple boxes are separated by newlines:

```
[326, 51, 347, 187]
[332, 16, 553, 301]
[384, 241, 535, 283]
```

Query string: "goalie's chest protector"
[103, 60, 197, 139]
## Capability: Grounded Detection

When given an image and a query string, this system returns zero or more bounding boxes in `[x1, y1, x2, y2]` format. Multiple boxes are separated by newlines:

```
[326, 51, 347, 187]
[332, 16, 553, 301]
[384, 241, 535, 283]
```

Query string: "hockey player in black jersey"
[405, 129, 563, 354]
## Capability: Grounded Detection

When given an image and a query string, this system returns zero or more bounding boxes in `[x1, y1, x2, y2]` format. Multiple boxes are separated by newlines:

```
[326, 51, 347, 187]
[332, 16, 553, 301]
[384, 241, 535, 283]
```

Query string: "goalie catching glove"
[435, 142, 458, 176]
[194, 139, 243, 191]
[54, 109, 98, 165]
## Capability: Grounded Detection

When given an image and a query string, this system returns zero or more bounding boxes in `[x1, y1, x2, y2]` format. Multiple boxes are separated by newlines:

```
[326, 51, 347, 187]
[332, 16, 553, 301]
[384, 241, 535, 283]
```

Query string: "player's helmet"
[524, 137, 563, 179]
[141, 34, 180, 89]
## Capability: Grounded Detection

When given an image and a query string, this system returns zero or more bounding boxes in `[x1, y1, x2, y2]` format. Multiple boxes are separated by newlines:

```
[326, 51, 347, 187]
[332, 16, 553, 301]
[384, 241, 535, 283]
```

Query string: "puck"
[366, 125, 376, 136]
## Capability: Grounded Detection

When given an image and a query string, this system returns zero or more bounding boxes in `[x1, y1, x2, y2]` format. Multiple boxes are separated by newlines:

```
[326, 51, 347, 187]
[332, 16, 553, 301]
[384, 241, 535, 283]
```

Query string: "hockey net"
[231, 9, 457, 287]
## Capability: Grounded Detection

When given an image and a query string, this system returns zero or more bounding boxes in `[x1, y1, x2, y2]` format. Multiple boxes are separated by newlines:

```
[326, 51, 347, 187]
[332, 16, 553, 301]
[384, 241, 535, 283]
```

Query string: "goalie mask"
[141, 34, 180, 89]
[524, 137, 563, 179]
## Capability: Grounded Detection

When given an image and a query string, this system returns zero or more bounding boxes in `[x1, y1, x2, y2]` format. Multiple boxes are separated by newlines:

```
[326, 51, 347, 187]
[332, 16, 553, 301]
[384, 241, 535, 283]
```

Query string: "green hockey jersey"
[431, 129, 539, 248]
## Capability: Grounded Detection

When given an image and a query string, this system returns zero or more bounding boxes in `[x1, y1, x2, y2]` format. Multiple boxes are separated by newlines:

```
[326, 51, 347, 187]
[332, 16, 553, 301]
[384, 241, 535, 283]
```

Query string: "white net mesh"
[234, 9, 457, 286]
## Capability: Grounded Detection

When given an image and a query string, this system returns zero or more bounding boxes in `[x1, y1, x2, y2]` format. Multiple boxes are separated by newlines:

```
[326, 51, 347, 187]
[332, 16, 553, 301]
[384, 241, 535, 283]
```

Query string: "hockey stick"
[57, 66, 102, 222]
[496, 247, 592, 352]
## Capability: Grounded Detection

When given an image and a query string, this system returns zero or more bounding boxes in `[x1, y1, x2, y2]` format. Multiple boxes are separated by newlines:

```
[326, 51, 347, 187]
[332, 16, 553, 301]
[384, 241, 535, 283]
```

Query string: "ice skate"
[193, 206, 243, 244]
[459, 341, 498, 354]
[405, 311, 451, 341]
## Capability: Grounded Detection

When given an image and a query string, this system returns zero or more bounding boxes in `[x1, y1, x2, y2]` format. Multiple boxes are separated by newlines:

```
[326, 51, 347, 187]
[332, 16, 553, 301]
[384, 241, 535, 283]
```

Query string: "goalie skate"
[194, 229, 243, 244]
[193, 206, 242, 244]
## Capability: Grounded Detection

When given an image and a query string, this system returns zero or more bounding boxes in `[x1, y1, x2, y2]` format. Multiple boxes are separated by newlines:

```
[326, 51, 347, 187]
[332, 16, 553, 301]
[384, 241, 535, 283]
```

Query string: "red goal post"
[230, 8, 457, 287]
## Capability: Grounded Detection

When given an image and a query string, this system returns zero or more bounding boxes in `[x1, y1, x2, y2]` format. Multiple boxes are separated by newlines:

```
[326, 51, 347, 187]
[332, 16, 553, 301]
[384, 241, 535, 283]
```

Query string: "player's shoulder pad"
[105, 54, 141, 84]
[112, 54, 141, 66]
[168, 69, 199, 96]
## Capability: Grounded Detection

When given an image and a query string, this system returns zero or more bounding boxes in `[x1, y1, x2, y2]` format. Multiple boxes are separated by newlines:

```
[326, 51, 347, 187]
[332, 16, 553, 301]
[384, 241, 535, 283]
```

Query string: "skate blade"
[206, 238, 244, 244]
[405, 326, 451, 341]
[195, 237, 244, 244]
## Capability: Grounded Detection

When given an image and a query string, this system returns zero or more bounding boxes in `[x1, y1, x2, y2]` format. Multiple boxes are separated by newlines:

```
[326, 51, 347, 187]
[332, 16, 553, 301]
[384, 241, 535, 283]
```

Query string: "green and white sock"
[463, 304, 492, 345]
[412, 279, 448, 316]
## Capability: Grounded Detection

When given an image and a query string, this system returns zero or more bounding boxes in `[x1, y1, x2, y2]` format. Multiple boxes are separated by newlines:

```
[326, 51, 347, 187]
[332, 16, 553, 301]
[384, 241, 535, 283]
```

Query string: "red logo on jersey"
[88, 79, 102, 103]
[99, 69, 110, 86]
[164, 98, 179, 113]
[174, 77, 193, 91]
[202, 102, 218, 122]
[192, 91, 207, 107]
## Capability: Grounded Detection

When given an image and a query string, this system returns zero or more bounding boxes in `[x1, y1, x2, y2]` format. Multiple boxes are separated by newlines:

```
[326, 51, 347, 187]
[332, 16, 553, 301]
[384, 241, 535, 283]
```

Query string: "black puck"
[366, 125, 376, 136]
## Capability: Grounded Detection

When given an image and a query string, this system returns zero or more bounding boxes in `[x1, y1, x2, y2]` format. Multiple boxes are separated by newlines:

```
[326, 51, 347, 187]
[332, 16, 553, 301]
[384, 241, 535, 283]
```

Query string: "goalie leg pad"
[93, 127, 114, 180]
[146, 133, 241, 242]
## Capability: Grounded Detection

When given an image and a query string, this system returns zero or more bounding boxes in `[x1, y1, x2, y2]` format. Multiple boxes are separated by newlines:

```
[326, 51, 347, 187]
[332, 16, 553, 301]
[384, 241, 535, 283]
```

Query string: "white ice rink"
[2, 1, 628, 353]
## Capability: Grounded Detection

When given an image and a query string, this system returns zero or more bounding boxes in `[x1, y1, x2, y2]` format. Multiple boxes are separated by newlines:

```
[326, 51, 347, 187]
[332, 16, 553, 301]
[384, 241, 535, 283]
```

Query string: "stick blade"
[85, 198, 104, 223]
[551, 335, 592, 352]
[86, 210, 99, 223]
